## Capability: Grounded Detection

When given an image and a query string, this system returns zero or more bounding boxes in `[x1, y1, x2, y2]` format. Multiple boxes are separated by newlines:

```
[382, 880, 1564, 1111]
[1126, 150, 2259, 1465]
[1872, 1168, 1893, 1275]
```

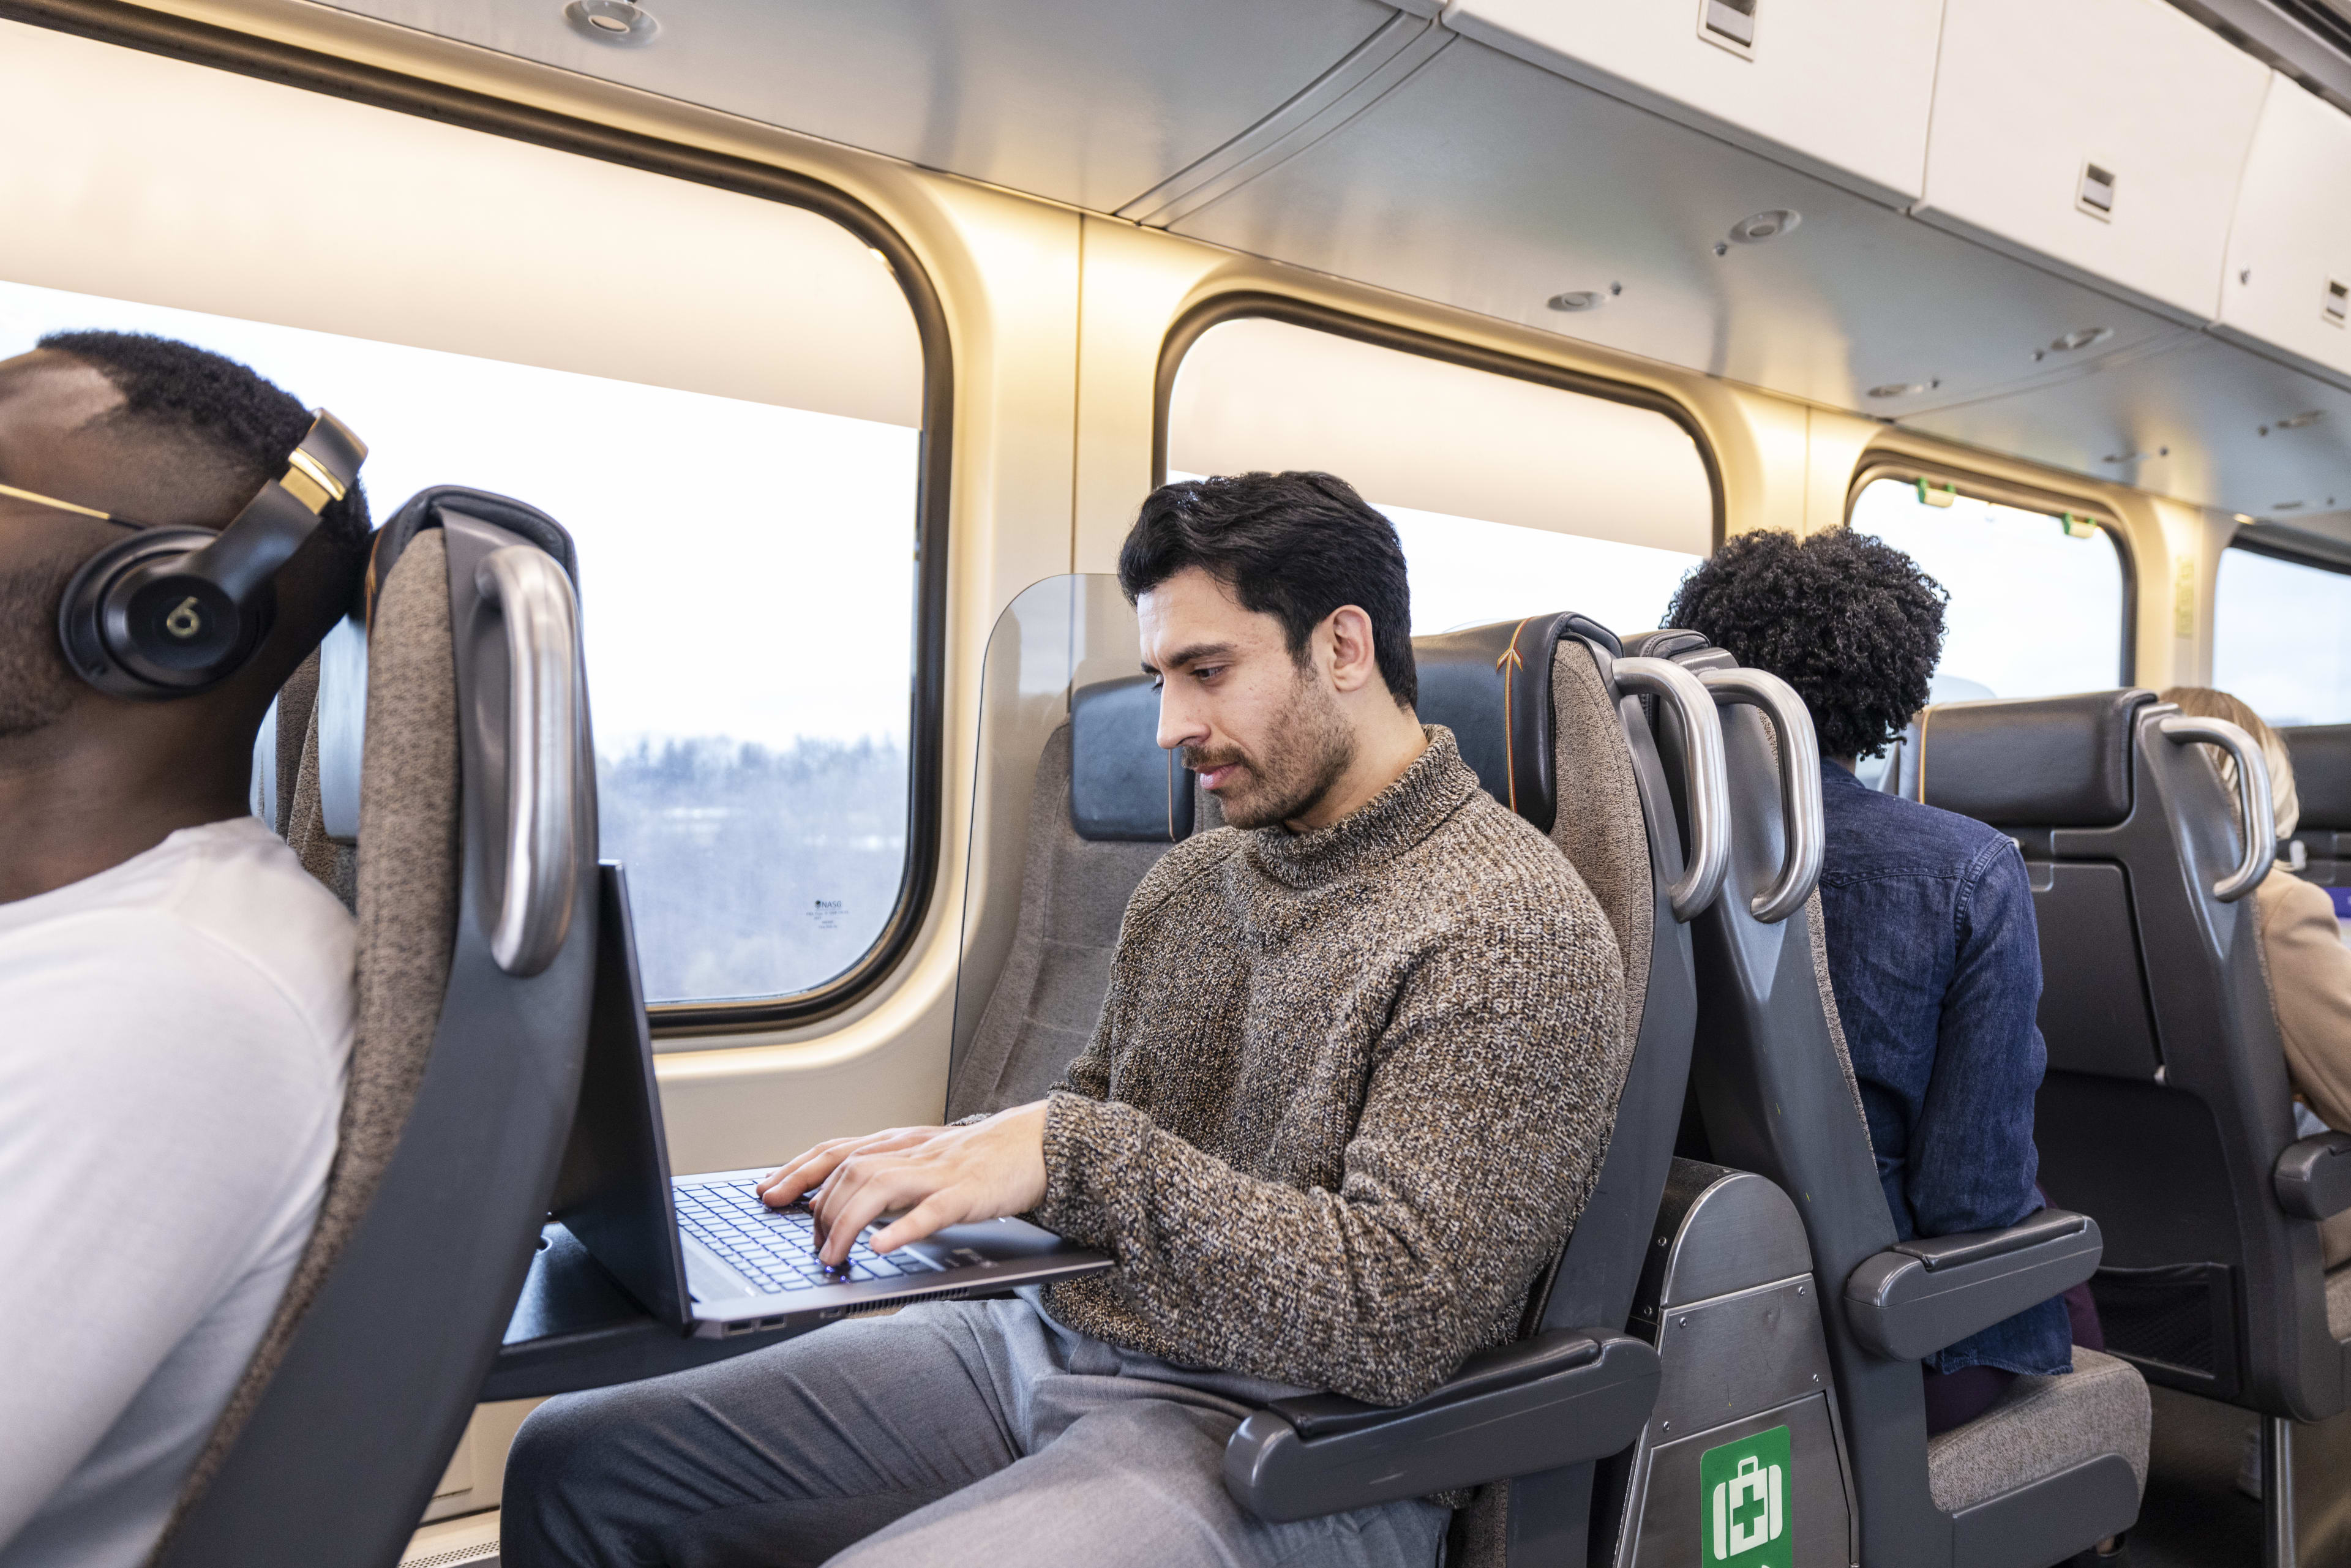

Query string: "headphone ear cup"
[58, 530, 268, 700]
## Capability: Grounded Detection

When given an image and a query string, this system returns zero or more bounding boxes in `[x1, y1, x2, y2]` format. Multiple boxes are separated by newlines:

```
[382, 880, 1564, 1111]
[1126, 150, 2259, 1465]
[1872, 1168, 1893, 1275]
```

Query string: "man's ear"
[1324, 604, 1380, 695]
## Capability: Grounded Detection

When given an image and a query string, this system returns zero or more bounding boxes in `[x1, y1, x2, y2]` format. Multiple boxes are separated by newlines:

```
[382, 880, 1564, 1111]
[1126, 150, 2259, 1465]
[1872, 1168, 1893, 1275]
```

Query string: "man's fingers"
[756, 1136, 862, 1199]
[813, 1166, 929, 1267]
[758, 1146, 852, 1207]
[752, 1128, 945, 1203]
[760, 1127, 943, 1207]
[870, 1193, 964, 1255]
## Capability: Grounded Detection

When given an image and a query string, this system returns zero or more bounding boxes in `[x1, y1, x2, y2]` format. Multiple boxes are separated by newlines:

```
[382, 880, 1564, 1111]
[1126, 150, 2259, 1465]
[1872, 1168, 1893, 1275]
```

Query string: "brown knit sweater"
[1032, 726, 1628, 1407]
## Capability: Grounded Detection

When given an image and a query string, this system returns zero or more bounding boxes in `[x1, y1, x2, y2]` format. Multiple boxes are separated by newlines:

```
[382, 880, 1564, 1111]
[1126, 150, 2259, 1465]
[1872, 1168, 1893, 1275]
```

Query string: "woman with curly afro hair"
[1666, 527, 2102, 1436]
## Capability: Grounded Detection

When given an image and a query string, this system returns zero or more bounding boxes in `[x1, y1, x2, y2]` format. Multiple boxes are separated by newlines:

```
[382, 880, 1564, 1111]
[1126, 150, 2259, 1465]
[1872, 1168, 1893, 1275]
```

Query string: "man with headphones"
[0, 331, 370, 1568]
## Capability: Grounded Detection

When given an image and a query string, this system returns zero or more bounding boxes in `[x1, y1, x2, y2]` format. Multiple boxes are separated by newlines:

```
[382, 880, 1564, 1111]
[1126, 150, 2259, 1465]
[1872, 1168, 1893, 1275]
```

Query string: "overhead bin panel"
[1916, 0, 2270, 323]
[307, 0, 1406, 212]
[1442, 0, 1943, 205]
[1168, 37, 2181, 419]
[1904, 332, 2351, 518]
[2220, 73, 2351, 389]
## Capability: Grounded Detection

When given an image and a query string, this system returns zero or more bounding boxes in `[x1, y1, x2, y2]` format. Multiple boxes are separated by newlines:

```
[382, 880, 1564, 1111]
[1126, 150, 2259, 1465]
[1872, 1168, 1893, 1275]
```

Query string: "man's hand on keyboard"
[756, 1102, 1049, 1267]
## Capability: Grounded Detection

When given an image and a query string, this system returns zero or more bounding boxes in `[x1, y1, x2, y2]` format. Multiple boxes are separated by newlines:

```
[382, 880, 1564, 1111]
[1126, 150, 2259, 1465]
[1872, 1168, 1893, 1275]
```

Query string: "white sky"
[0, 279, 920, 754]
[2215, 548, 2351, 726]
[1848, 478, 2126, 700]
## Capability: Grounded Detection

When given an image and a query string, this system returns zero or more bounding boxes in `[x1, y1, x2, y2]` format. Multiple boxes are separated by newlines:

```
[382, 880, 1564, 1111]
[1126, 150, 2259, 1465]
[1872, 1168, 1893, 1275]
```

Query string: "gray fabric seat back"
[2283, 722, 2351, 887]
[1414, 613, 1700, 1566]
[152, 492, 604, 1568]
[1921, 692, 2345, 1424]
[947, 674, 1195, 1119]
[1414, 612, 1683, 1331]
[1643, 642, 2151, 1567]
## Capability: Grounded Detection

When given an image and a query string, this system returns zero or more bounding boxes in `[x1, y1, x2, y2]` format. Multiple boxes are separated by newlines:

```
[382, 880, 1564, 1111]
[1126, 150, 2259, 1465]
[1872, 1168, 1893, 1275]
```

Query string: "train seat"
[151, 492, 602, 1568]
[2281, 722, 2351, 891]
[947, 672, 1194, 1119]
[1918, 689, 2348, 1567]
[1636, 638, 2143, 1568]
[1222, 612, 1730, 1565]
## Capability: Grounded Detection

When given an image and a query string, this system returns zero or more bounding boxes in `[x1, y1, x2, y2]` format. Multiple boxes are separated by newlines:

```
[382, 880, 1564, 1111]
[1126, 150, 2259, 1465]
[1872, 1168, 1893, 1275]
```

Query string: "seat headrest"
[2282, 725, 2351, 831]
[1918, 689, 2156, 827]
[1069, 675, 1193, 842]
[1413, 612, 1622, 832]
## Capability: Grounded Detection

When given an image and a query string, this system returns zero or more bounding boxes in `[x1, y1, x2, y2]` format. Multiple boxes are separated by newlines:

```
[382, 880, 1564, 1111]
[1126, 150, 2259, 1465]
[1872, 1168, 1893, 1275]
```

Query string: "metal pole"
[2267, 1414, 2298, 1568]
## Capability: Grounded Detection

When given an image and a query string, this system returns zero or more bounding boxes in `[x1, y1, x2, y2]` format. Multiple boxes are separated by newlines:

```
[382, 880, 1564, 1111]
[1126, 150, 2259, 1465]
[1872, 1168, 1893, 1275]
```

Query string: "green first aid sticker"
[1700, 1424, 1791, 1568]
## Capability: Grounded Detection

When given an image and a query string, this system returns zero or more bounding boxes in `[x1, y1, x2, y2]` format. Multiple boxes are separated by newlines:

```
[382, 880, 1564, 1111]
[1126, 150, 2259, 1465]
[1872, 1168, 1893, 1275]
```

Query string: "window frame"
[1845, 459, 2138, 689]
[9, 0, 956, 1035]
[2227, 526, 2351, 580]
[1152, 293, 1727, 547]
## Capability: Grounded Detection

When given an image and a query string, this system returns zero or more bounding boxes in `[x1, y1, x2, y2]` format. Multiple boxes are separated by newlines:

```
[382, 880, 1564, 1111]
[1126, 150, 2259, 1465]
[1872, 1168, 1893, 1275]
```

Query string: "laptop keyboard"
[675, 1179, 950, 1296]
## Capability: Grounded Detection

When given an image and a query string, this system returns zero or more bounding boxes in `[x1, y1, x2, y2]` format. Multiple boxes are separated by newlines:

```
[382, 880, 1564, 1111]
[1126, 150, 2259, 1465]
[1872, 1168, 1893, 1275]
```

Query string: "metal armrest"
[2275, 1131, 2351, 1220]
[1843, 1211, 2101, 1362]
[1222, 1329, 1659, 1523]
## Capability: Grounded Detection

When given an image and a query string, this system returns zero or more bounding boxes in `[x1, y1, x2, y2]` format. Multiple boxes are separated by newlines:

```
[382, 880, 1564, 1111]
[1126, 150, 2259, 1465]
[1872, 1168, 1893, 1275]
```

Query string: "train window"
[1164, 315, 1715, 638]
[0, 21, 936, 1013]
[2213, 546, 2351, 724]
[1846, 476, 2127, 702]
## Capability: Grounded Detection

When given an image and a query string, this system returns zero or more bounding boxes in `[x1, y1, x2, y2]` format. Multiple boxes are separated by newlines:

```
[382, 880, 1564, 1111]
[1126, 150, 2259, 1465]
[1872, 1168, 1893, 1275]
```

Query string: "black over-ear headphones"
[58, 410, 368, 700]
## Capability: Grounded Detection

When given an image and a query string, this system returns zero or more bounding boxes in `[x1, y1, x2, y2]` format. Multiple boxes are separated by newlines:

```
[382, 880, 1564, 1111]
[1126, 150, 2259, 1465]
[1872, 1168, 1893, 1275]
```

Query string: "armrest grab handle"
[2275, 1131, 2351, 1221]
[1266, 1329, 1602, 1441]
[1224, 1330, 1659, 1523]
[1845, 1212, 2102, 1362]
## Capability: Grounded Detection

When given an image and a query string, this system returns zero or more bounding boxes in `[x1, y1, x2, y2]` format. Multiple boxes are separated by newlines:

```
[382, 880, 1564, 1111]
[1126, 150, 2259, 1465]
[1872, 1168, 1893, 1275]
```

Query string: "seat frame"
[1641, 636, 2139, 1568]
[153, 498, 601, 1568]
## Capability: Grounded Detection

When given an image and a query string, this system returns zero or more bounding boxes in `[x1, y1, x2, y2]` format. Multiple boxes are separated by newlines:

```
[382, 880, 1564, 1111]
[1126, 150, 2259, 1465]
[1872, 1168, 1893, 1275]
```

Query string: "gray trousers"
[501, 1294, 1449, 1568]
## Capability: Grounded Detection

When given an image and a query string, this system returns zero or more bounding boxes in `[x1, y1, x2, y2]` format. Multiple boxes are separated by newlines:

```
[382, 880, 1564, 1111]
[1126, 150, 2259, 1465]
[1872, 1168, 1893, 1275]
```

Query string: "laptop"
[550, 864, 1111, 1339]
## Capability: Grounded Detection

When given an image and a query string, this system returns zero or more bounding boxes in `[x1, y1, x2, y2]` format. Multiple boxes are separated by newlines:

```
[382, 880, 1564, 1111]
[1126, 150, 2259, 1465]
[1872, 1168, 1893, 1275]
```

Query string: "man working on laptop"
[506, 471, 1627, 1567]
[0, 333, 367, 1568]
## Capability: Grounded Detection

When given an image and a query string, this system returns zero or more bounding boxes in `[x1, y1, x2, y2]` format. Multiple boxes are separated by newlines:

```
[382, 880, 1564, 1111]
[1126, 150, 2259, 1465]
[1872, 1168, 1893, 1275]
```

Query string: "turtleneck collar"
[1242, 726, 1482, 891]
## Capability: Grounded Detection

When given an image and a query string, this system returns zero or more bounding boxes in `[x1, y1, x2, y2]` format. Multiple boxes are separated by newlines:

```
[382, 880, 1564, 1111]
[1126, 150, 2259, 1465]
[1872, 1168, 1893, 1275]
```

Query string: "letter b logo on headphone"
[1701, 1425, 1790, 1568]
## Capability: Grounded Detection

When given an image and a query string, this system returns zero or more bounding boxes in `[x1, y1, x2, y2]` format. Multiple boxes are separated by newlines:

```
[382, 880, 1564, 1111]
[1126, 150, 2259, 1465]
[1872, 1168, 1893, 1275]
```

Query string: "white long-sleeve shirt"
[0, 818, 353, 1568]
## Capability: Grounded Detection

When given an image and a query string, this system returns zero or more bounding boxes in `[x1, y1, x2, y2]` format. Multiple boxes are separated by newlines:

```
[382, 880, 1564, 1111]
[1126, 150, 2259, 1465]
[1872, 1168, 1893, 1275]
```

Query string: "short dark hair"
[36, 329, 370, 552]
[1663, 528, 1947, 760]
[1117, 471, 1417, 707]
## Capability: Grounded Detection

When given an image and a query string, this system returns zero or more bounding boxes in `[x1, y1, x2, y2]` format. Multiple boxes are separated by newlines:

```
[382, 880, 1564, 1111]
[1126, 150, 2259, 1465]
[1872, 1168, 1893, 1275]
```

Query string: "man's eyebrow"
[1146, 641, 1237, 675]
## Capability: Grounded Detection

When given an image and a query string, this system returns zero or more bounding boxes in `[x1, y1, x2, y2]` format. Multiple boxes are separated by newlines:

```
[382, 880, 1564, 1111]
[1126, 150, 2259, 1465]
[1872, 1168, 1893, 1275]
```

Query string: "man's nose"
[1156, 687, 1206, 754]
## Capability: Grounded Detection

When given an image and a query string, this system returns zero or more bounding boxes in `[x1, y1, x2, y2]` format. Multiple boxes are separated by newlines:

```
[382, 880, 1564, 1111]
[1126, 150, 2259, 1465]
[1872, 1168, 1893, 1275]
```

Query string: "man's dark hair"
[1663, 528, 1947, 760]
[1117, 471, 1417, 707]
[36, 329, 370, 552]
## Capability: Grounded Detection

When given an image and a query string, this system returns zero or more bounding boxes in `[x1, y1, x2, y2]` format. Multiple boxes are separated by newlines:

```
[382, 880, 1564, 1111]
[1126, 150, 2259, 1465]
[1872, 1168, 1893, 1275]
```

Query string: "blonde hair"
[2158, 686, 2300, 841]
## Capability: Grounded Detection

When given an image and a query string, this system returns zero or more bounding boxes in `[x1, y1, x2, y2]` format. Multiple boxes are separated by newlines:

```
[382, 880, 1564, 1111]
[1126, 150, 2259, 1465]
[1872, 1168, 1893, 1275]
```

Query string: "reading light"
[1547, 291, 1605, 313]
[1729, 210, 1801, 245]
[566, 0, 658, 44]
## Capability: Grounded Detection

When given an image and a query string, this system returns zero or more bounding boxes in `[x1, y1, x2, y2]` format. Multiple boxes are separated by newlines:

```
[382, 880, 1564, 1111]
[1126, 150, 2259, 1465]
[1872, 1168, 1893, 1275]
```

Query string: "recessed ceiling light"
[2049, 326, 2113, 353]
[1729, 209, 1801, 245]
[1547, 291, 1606, 313]
[1867, 380, 1940, 399]
[2275, 500, 2306, 510]
[2277, 410, 2326, 430]
[565, 0, 658, 43]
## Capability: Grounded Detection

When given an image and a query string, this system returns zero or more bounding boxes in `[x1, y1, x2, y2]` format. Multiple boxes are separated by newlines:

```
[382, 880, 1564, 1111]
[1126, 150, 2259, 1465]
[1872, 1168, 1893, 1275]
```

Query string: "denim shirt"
[1815, 760, 2072, 1376]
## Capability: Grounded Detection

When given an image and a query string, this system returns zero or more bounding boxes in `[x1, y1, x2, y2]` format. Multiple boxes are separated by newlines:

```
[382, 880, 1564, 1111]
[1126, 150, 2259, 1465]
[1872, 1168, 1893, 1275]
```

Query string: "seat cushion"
[2327, 1259, 2351, 1340]
[1926, 1347, 2150, 1514]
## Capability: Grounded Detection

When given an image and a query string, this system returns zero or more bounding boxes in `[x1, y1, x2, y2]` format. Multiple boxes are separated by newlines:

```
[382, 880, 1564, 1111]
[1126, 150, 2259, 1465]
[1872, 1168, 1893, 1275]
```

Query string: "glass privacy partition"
[948, 576, 1190, 1120]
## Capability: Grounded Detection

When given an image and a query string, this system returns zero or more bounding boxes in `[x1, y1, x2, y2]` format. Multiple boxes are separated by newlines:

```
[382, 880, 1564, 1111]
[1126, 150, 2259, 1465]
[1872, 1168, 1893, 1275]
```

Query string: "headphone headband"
[58, 408, 369, 699]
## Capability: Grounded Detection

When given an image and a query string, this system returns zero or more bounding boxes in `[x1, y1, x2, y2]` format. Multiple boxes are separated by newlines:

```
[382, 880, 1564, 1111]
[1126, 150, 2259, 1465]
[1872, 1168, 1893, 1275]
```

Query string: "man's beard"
[1183, 668, 1357, 830]
[0, 549, 88, 741]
